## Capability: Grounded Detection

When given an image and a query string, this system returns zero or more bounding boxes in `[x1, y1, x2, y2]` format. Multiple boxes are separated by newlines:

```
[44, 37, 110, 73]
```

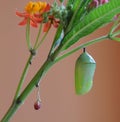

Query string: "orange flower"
[16, 1, 50, 27]
[16, 11, 43, 27]
[43, 16, 60, 32]
[25, 1, 41, 14]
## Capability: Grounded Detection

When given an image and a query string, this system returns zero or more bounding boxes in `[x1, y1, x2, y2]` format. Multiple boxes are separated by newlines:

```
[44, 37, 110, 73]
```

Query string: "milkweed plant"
[1, 0, 120, 121]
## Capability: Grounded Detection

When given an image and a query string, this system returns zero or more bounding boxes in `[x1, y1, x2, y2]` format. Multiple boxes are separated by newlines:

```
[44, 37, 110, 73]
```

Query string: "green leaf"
[66, 0, 74, 7]
[65, 0, 91, 33]
[72, 0, 82, 11]
[72, 0, 92, 24]
[61, 0, 120, 50]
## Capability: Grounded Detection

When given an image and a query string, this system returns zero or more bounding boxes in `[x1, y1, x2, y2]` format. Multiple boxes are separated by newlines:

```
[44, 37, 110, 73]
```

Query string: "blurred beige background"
[0, 0, 120, 122]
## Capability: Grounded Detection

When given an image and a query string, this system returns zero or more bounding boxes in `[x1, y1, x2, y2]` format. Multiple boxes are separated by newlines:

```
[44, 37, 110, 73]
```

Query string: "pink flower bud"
[89, 0, 99, 9]
[94, 0, 99, 7]
[99, 0, 109, 4]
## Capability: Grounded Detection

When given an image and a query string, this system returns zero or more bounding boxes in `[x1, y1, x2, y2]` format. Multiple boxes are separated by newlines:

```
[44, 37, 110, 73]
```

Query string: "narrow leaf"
[62, 0, 120, 50]
[66, 0, 91, 33]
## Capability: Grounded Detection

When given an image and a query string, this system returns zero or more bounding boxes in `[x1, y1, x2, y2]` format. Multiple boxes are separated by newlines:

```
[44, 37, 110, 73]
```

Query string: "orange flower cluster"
[16, 1, 60, 32]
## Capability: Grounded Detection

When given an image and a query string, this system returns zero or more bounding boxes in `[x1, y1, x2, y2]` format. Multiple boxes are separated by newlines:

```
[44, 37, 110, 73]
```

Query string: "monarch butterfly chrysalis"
[75, 48, 96, 95]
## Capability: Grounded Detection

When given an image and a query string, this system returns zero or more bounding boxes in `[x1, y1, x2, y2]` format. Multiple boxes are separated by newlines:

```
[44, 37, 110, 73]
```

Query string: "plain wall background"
[0, 0, 120, 122]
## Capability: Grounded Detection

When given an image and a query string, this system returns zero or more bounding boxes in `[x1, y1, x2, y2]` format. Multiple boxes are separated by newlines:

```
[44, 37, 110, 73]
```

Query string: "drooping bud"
[88, 0, 99, 10]
[34, 99, 41, 110]
[99, 0, 109, 5]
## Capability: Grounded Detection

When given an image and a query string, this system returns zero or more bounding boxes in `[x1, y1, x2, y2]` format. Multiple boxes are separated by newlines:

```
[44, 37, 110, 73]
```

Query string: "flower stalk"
[33, 24, 43, 49]
[14, 54, 33, 100]
[26, 19, 31, 49]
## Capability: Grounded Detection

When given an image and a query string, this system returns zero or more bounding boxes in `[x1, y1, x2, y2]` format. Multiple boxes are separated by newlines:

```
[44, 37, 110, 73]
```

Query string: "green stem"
[0, 101, 22, 122]
[112, 30, 120, 37]
[1, 58, 54, 122]
[33, 24, 42, 49]
[109, 17, 120, 35]
[34, 30, 50, 50]
[110, 37, 120, 42]
[26, 20, 31, 49]
[14, 54, 33, 100]
[18, 58, 53, 102]
[55, 35, 108, 63]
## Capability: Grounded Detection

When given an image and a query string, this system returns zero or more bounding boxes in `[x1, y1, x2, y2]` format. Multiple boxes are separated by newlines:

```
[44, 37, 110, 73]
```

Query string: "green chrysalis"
[75, 48, 96, 95]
